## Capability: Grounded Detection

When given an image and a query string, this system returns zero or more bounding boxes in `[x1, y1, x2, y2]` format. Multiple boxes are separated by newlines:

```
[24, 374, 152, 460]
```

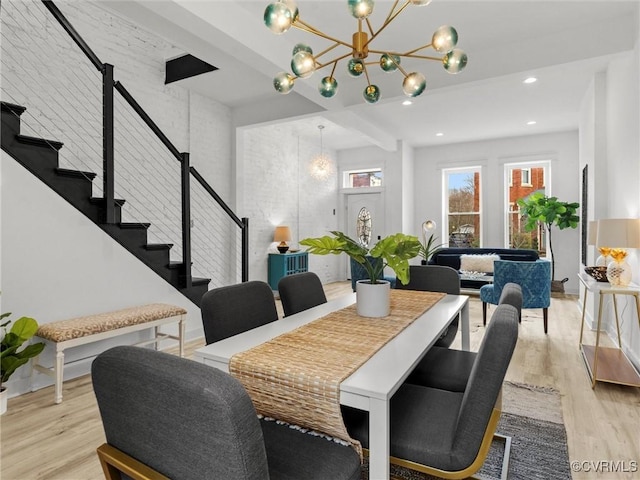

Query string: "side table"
[268, 251, 309, 290]
[578, 273, 640, 388]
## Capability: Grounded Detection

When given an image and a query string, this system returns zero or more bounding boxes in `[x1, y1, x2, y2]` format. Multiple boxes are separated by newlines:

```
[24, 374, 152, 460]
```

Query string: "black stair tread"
[1, 102, 26, 115]
[168, 261, 183, 269]
[90, 197, 126, 206]
[144, 243, 173, 251]
[119, 222, 151, 229]
[16, 134, 63, 151]
[56, 167, 96, 180]
[191, 277, 211, 286]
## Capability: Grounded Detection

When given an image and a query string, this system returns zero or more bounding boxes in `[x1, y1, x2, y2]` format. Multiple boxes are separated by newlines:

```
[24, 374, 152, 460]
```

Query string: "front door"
[346, 193, 383, 279]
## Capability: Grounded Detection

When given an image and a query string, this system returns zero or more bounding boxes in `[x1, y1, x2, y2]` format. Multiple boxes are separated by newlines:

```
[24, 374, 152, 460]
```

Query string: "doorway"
[346, 192, 383, 279]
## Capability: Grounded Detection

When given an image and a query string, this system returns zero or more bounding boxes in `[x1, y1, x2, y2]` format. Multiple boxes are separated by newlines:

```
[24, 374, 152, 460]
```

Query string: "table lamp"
[274, 226, 292, 254]
[588, 221, 611, 267]
[595, 218, 640, 286]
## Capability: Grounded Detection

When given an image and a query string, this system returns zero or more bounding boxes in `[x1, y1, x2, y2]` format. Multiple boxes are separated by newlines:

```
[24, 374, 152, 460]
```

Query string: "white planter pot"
[356, 279, 391, 318]
[0, 386, 7, 416]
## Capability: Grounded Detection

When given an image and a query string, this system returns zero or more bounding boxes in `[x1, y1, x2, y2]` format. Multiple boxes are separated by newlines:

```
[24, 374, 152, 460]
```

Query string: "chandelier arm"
[316, 52, 352, 70]
[363, 62, 372, 85]
[365, 0, 412, 48]
[394, 62, 409, 77]
[292, 18, 324, 36]
[383, 0, 401, 25]
[365, 18, 374, 36]
[292, 20, 353, 49]
[329, 61, 338, 79]
[401, 53, 443, 61]
[314, 42, 342, 61]
[401, 42, 435, 57]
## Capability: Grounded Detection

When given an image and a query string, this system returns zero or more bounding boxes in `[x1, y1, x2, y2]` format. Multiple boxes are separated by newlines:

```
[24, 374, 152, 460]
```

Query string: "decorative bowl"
[584, 266, 608, 282]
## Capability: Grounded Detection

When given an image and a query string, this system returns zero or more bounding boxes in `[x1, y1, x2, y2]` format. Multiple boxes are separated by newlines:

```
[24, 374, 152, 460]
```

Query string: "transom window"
[344, 168, 382, 188]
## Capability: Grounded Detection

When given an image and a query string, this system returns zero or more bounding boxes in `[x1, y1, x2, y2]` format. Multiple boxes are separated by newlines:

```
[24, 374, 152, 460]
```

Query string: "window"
[505, 162, 549, 254]
[344, 169, 382, 188]
[444, 167, 481, 247]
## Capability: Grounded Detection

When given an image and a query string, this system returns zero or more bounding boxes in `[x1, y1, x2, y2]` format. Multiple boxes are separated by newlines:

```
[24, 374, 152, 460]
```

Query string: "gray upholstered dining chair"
[92, 346, 361, 480]
[278, 272, 327, 316]
[200, 280, 278, 345]
[406, 282, 523, 392]
[395, 265, 461, 347]
[498, 282, 522, 321]
[342, 304, 519, 479]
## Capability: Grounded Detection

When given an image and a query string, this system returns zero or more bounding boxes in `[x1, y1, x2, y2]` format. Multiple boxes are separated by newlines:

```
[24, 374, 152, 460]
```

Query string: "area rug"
[360, 381, 572, 480]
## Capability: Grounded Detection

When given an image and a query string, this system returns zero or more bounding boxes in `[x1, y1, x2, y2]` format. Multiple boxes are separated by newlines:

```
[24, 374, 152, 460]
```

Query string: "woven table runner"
[229, 289, 446, 452]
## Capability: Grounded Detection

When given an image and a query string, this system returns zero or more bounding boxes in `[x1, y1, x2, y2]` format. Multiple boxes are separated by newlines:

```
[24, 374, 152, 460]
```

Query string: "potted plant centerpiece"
[300, 231, 421, 317]
[517, 192, 580, 293]
[1, 312, 45, 415]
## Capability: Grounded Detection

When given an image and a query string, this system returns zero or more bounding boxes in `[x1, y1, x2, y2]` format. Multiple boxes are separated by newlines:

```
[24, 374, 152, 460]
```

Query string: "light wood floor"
[1, 282, 639, 480]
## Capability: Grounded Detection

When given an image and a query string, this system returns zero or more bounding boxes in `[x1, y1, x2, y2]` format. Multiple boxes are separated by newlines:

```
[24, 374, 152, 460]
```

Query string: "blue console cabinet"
[268, 252, 308, 290]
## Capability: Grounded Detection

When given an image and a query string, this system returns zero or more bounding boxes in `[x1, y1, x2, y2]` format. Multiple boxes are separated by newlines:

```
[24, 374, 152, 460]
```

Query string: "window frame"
[442, 166, 482, 248]
[342, 168, 383, 189]
[503, 160, 551, 252]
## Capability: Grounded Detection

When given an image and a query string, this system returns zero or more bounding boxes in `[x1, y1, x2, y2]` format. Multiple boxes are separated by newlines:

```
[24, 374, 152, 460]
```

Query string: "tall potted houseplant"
[517, 192, 579, 292]
[1, 313, 46, 415]
[300, 231, 421, 317]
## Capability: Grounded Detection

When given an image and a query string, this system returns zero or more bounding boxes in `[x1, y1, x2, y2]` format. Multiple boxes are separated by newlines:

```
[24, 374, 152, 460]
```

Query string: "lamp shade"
[273, 226, 292, 243]
[587, 221, 598, 245]
[595, 218, 640, 248]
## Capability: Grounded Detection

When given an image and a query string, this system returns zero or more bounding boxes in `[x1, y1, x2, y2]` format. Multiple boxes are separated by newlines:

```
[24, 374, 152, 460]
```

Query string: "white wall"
[1, 0, 237, 286]
[337, 143, 408, 236]
[414, 131, 581, 294]
[0, 0, 237, 397]
[578, 36, 640, 367]
[1, 154, 202, 397]
[239, 123, 340, 284]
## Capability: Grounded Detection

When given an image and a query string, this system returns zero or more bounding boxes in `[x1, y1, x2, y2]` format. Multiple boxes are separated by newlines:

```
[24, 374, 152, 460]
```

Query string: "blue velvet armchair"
[480, 259, 551, 333]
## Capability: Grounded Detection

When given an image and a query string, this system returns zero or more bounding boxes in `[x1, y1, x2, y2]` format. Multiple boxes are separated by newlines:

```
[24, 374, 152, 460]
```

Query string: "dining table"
[194, 290, 470, 480]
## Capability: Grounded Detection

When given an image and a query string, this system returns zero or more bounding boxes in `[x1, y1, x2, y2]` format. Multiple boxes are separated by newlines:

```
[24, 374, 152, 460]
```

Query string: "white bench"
[33, 303, 187, 404]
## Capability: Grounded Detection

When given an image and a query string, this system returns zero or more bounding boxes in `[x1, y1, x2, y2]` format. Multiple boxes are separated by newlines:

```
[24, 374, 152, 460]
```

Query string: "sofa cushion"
[459, 254, 500, 273]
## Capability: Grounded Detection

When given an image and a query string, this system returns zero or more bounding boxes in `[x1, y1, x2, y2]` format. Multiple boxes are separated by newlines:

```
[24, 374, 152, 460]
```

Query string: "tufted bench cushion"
[33, 303, 187, 404]
[36, 303, 187, 343]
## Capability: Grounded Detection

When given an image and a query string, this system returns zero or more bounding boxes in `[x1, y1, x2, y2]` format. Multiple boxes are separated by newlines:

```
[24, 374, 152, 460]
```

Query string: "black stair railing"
[40, 0, 249, 285]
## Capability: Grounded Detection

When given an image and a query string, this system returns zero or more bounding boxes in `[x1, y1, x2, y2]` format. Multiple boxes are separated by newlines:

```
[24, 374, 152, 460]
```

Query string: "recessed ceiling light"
[527, 120, 537, 125]
[523, 77, 537, 84]
[436, 132, 444, 137]
[402, 100, 413, 106]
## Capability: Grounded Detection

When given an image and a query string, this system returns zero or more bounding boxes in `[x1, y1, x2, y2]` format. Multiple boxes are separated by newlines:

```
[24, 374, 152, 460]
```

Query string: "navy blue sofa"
[429, 247, 539, 290]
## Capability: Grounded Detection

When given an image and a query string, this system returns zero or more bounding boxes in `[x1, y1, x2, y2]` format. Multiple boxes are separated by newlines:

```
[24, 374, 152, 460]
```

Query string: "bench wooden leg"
[179, 316, 185, 357]
[55, 350, 64, 404]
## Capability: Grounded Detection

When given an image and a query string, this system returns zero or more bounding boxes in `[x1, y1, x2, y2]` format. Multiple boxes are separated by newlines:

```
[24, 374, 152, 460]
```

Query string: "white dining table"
[194, 292, 470, 480]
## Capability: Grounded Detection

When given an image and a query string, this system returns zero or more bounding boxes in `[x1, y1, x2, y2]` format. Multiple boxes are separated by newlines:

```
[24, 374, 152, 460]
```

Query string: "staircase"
[1, 101, 210, 306]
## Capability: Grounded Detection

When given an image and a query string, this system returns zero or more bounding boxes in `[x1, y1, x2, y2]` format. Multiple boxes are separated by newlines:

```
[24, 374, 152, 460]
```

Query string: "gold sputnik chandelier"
[264, 0, 468, 104]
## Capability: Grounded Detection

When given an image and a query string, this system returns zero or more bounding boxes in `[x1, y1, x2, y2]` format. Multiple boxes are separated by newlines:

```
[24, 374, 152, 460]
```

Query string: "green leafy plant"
[419, 221, 444, 263]
[516, 192, 580, 280]
[1, 313, 45, 385]
[300, 231, 421, 285]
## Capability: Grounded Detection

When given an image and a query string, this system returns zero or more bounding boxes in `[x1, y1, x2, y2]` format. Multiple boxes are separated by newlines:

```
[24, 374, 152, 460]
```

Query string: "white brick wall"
[1, 0, 340, 291]
[242, 123, 341, 284]
[1, 0, 238, 288]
